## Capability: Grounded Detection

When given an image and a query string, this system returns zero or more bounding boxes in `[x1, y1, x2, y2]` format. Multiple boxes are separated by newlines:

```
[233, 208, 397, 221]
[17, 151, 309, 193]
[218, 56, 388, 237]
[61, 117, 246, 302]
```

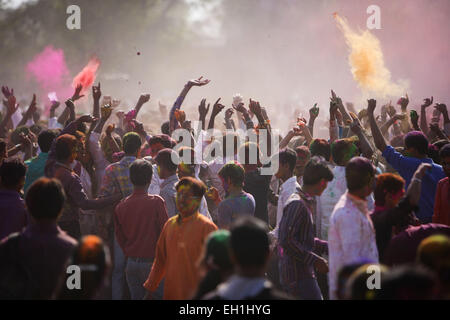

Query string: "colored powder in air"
[72, 57, 101, 94]
[26, 46, 69, 91]
[333, 13, 407, 98]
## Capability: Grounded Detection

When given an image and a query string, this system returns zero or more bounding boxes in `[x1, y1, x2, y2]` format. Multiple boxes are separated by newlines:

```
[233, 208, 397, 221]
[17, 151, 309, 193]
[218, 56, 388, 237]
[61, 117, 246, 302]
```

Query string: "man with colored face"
[143, 177, 217, 299]
[433, 144, 450, 226]
[371, 163, 430, 262]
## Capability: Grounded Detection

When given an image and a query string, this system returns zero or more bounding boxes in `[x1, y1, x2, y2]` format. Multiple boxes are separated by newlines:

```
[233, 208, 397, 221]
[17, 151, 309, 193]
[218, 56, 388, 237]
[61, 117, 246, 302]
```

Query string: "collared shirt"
[143, 212, 217, 300]
[24, 152, 49, 193]
[114, 189, 168, 259]
[382, 145, 445, 222]
[328, 192, 379, 300]
[48, 162, 115, 223]
[278, 188, 328, 285]
[0, 190, 29, 240]
[317, 165, 374, 241]
[210, 275, 271, 300]
[100, 156, 136, 198]
[159, 174, 179, 218]
[272, 176, 300, 239]
[0, 222, 77, 299]
[433, 177, 450, 226]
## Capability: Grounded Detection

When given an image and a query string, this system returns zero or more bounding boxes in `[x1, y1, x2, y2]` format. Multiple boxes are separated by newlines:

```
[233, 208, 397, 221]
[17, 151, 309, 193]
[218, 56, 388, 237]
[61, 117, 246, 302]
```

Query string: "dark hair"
[230, 216, 269, 268]
[331, 138, 358, 166]
[178, 146, 195, 164]
[148, 134, 176, 149]
[439, 143, 450, 159]
[0, 158, 27, 188]
[278, 148, 297, 172]
[303, 156, 334, 186]
[161, 121, 170, 135]
[238, 142, 261, 166]
[309, 139, 331, 161]
[295, 145, 311, 159]
[129, 159, 153, 186]
[155, 148, 178, 172]
[218, 161, 245, 187]
[25, 177, 66, 220]
[122, 132, 142, 155]
[346, 157, 375, 192]
[175, 177, 207, 198]
[404, 131, 429, 155]
[57, 235, 110, 300]
[374, 173, 405, 206]
[38, 130, 58, 153]
[347, 264, 388, 300]
[376, 265, 436, 300]
[55, 134, 77, 162]
[222, 132, 240, 157]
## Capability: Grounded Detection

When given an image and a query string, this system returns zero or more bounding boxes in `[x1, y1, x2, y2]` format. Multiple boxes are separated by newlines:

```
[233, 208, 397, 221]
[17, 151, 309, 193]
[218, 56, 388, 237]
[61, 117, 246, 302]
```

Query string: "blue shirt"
[24, 152, 49, 193]
[218, 191, 255, 229]
[382, 146, 445, 222]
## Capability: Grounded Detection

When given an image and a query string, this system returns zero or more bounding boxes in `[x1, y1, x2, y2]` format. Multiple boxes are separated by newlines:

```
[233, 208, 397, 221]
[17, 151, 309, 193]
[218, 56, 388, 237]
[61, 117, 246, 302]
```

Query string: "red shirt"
[114, 189, 168, 259]
[433, 177, 450, 226]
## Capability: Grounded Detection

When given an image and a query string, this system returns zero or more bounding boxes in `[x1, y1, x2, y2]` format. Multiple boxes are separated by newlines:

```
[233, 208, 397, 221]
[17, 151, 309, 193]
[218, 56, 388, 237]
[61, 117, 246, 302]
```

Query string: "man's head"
[218, 161, 245, 193]
[345, 264, 389, 300]
[404, 131, 429, 158]
[25, 177, 66, 221]
[331, 138, 359, 167]
[175, 177, 206, 217]
[374, 173, 405, 209]
[274, 148, 297, 181]
[439, 144, 450, 178]
[0, 158, 27, 192]
[177, 146, 196, 179]
[346, 157, 376, 198]
[148, 134, 175, 158]
[294, 146, 310, 178]
[129, 159, 153, 188]
[302, 156, 334, 196]
[37, 129, 58, 153]
[161, 121, 170, 135]
[229, 216, 270, 276]
[58, 235, 111, 300]
[309, 139, 331, 162]
[155, 148, 178, 179]
[55, 134, 78, 163]
[122, 132, 142, 156]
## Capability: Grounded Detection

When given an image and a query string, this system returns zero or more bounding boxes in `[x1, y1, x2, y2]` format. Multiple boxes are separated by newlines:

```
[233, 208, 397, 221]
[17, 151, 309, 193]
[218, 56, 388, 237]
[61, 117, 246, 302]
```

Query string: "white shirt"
[88, 132, 110, 195]
[317, 165, 374, 241]
[271, 176, 300, 239]
[328, 192, 379, 300]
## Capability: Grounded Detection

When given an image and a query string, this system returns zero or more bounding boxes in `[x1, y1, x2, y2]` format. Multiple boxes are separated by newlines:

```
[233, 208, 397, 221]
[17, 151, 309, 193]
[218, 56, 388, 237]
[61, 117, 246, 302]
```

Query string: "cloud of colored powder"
[72, 57, 101, 94]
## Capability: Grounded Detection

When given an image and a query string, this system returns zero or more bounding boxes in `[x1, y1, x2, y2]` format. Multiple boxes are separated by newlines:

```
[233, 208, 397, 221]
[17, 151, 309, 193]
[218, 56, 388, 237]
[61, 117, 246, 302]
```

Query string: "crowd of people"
[0, 77, 449, 300]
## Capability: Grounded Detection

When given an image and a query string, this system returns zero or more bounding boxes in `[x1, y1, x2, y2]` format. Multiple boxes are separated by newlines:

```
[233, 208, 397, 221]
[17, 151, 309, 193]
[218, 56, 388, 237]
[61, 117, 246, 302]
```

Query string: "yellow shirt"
[143, 212, 217, 299]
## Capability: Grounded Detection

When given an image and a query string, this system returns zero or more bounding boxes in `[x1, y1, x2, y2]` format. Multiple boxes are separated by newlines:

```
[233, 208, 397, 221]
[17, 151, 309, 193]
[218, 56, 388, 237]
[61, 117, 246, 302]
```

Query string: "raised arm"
[349, 113, 374, 159]
[17, 94, 37, 128]
[367, 99, 388, 152]
[92, 82, 101, 119]
[198, 98, 210, 131]
[207, 98, 225, 130]
[232, 102, 254, 130]
[420, 96, 433, 136]
[169, 76, 210, 133]
[0, 95, 19, 138]
[308, 104, 319, 137]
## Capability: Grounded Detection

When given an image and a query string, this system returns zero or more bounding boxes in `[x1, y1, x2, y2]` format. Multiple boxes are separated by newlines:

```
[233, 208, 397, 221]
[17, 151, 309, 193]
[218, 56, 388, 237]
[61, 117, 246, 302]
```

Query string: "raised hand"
[188, 76, 210, 87]
[249, 99, 262, 116]
[27, 94, 37, 114]
[367, 99, 377, 114]
[435, 103, 447, 114]
[50, 100, 60, 112]
[421, 96, 433, 108]
[137, 94, 151, 105]
[232, 102, 247, 114]
[398, 93, 409, 110]
[77, 114, 96, 123]
[198, 98, 210, 118]
[349, 112, 363, 134]
[1, 86, 14, 99]
[174, 109, 186, 123]
[225, 108, 234, 120]
[71, 83, 85, 101]
[6, 95, 19, 115]
[92, 82, 101, 101]
[309, 103, 319, 120]
[100, 104, 113, 121]
[410, 110, 419, 123]
[211, 98, 225, 116]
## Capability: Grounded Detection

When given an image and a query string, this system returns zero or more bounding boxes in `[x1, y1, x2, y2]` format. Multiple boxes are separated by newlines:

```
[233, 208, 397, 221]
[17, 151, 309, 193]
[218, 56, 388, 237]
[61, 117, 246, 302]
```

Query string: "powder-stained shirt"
[143, 212, 217, 300]
[217, 191, 255, 229]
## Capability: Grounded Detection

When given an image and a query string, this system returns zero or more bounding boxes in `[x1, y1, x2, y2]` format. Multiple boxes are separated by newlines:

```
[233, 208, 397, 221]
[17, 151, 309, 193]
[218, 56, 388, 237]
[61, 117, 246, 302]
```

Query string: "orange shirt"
[433, 177, 450, 226]
[143, 212, 217, 300]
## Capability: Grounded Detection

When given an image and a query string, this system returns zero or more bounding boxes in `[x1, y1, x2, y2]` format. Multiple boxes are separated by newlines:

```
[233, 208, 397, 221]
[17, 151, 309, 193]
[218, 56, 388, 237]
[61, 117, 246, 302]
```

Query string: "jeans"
[125, 259, 164, 300]
[112, 236, 127, 300]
